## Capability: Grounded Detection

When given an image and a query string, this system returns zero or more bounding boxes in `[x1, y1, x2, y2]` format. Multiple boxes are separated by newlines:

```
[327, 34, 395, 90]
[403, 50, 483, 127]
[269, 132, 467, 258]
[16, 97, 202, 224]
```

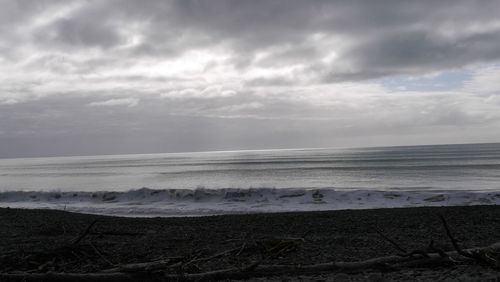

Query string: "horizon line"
[1, 141, 499, 161]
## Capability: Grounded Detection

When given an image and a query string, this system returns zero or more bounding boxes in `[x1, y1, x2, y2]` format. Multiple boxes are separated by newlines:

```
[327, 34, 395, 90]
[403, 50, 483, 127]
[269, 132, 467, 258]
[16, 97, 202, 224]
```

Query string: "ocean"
[1, 143, 499, 216]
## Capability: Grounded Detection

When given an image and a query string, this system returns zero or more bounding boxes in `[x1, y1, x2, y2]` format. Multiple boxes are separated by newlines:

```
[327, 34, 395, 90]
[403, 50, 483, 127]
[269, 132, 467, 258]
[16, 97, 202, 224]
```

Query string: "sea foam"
[0, 187, 499, 217]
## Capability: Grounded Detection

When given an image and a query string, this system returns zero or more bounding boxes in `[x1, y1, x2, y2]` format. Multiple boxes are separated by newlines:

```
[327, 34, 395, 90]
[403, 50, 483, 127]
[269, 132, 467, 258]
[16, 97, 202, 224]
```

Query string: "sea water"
[0, 143, 499, 216]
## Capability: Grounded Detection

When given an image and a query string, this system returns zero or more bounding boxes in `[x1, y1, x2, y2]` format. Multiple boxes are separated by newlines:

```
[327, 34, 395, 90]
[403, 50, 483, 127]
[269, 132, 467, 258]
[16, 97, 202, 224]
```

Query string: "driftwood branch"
[374, 227, 407, 254]
[101, 257, 184, 273]
[72, 220, 98, 245]
[439, 214, 473, 258]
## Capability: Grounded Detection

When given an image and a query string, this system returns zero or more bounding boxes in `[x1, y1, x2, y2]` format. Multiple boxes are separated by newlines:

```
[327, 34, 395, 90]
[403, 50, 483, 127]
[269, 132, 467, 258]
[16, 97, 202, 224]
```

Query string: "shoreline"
[1, 187, 499, 218]
[1, 205, 500, 281]
[2, 203, 500, 219]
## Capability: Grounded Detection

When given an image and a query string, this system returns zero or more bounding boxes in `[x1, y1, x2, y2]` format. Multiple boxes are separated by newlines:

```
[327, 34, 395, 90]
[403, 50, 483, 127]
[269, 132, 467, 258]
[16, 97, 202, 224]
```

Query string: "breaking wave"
[1, 187, 499, 217]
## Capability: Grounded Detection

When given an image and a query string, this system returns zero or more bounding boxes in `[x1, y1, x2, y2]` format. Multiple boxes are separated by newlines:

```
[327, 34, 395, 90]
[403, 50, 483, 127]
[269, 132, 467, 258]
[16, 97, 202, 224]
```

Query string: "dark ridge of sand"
[1, 206, 500, 281]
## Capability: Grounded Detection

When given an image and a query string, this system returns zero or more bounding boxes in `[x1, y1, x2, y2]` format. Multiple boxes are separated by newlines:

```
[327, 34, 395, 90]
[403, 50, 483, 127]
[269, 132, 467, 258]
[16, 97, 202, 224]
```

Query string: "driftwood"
[2, 243, 499, 282]
[0, 272, 139, 282]
[101, 257, 184, 273]
[72, 220, 98, 245]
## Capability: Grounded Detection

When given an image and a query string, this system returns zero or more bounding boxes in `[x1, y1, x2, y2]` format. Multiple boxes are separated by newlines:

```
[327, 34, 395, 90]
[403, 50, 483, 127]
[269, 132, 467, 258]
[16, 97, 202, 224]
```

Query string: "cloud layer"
[1, 0, 500, 157]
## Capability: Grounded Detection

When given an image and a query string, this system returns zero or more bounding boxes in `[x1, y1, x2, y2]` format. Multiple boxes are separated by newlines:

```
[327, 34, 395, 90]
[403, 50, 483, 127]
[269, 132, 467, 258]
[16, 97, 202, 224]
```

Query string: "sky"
[1, 0, 500, 158]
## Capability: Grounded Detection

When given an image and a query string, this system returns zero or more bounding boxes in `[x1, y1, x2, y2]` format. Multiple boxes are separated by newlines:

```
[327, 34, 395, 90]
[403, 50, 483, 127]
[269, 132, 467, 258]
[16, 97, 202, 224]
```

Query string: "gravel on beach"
[1, 205, 500, 281]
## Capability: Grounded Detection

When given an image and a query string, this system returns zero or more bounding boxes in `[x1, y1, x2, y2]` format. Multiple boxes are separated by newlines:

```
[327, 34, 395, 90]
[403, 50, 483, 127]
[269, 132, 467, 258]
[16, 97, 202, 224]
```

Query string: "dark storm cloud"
[40, 18, 123, 48]
[324, 28, 500, 82]
[120, 0, 500, 79]
[4, 0, 500, 79]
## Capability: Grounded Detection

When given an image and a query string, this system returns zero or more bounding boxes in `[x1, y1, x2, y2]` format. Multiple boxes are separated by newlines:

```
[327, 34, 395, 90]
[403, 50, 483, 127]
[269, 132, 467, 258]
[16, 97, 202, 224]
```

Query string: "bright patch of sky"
[381, 69, 474, 92]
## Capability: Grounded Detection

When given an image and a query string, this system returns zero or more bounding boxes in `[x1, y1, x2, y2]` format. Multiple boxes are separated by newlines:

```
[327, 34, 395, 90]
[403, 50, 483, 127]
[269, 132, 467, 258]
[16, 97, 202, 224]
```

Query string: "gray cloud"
[324, 28, 500, 81]
[2, 0, 500, 157]
[40, 17, 123, 48]
[2, 81, 500, 157]
[4, 0, 500, 77]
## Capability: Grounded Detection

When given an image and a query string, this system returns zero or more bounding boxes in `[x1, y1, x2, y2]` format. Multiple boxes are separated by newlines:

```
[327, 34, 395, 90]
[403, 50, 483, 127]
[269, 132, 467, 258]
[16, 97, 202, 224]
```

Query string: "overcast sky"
[1, 0, 500, 158]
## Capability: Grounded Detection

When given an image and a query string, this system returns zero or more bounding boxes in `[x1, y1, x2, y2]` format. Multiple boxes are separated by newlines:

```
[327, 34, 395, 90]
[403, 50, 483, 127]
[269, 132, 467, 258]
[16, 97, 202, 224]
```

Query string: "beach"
[1, 205, 500, 281]
[2, 1, 500, 281]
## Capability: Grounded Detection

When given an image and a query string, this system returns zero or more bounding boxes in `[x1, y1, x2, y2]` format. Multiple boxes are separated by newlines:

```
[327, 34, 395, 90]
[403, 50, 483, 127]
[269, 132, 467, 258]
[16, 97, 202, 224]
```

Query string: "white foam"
[0, 187, 499, 217]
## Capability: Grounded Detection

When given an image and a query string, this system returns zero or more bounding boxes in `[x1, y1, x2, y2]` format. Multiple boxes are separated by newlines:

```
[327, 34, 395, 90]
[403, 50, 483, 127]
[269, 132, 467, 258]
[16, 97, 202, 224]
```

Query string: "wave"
[0, 187, 499, 217]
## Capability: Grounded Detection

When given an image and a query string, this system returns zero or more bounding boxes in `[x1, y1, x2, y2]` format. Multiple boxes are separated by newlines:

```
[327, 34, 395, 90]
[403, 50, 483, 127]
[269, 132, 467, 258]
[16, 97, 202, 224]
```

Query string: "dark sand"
[1, 206, 500, 281]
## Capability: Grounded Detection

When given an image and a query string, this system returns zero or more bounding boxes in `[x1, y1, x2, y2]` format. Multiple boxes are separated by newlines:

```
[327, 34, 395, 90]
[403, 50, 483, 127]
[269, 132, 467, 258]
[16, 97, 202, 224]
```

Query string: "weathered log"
[0, 272, 142, 282]
[101, 257, 182, 273]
